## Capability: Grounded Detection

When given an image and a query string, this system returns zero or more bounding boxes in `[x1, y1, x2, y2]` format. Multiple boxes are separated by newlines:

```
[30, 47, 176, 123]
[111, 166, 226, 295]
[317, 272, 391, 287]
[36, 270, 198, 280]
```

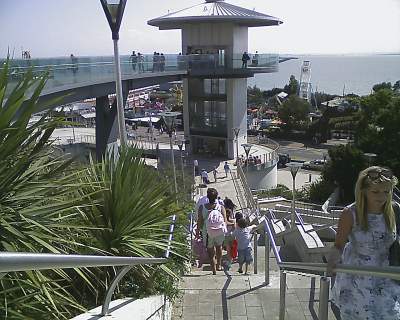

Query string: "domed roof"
[148, 0, 283, 29]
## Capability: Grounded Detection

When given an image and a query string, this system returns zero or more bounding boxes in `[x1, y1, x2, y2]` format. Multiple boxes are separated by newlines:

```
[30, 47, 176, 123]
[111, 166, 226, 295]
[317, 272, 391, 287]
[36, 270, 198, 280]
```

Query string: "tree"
[278, 95, 311, 130]
[283, 75, 299, 95]
[393, 80, 400, 92]
[322, 145, 367, 204]
[247, 85, 266, 106]
[372, 82, 392, 92]
[355, 89, 400, 177]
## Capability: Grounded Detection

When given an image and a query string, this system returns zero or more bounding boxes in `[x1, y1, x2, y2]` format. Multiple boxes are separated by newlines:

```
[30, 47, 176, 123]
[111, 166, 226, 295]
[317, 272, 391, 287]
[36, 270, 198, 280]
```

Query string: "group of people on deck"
[195, 188, 257, 275]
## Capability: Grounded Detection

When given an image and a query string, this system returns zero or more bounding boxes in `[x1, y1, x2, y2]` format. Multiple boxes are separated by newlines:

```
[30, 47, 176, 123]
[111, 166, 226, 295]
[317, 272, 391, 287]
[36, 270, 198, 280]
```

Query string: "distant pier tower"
[148, 0, 282, 159]
[299, 60, 311, 102]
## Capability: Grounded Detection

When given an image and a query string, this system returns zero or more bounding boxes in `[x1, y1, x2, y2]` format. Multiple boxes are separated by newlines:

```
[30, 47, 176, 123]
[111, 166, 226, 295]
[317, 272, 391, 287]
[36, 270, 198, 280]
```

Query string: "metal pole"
[189, 211, 193, 266]
[113, 39, 127, 146]
[253, 232, 258, 274]
[180, 149, 185, 192]
[169, 134, 178, 194]
[192, 162, 196, 201]
[265, 226, 270, 285]
[291, 175, 296, 228]
[279, 270, 286, 320]
[318, 276, 330, 320]
[235, 133, 239, 164]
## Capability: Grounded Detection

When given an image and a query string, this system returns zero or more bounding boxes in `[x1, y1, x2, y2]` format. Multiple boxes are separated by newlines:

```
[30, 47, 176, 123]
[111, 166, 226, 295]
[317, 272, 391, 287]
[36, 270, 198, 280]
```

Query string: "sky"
[1, 0, 399, 58]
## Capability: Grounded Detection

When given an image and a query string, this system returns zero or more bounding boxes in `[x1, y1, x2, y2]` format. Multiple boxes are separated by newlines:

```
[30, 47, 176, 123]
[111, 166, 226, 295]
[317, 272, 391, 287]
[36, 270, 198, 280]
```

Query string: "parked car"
[278, 153, 291, 168]
[302, 159, 327, 171]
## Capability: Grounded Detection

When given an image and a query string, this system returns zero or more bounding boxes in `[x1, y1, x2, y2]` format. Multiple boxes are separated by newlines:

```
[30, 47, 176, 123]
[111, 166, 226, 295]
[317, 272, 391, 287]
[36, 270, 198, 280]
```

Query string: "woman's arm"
[334, 207, 354, 251]
[221, 206, 228, 224]
[196, 205, 204, 236]
[225, 208, 235, 226]
[327, 207, 353, 274]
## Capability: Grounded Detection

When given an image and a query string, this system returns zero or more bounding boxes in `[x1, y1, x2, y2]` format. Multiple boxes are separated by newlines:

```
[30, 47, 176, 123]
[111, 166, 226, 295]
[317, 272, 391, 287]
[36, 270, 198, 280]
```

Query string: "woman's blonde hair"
[354, 166, 398, 231]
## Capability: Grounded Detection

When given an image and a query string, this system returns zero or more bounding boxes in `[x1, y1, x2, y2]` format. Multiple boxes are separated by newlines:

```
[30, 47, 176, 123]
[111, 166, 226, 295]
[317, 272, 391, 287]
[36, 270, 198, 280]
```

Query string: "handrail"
[230, 169, 246, 211]
[278, 261, 400, 280]
[261, 212, 400, 320]
[237, 164, 257, 211]
[0, 253, 166, 273]
[0, 214, 177, 317]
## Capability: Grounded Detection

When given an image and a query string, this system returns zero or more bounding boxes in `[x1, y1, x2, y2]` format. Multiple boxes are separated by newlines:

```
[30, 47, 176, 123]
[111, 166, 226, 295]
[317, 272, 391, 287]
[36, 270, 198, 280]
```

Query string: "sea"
[248, 54, 400, 96]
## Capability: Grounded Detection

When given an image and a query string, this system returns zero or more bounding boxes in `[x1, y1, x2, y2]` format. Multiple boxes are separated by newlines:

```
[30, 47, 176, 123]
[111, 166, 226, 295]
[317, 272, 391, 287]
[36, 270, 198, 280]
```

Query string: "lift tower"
[298, 60, 311, 102]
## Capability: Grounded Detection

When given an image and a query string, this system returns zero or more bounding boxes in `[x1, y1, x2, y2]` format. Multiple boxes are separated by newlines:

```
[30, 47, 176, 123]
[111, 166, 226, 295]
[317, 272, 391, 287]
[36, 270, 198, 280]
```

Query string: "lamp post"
[241, 143, 253, 173]
[286, 162, 302, 228]
[176, 138, 185, 193]
[100, 0, 128, 146]
[160, 111, 181, 195]
[233, 127, 240, 164]
[363, 152, 377, 167]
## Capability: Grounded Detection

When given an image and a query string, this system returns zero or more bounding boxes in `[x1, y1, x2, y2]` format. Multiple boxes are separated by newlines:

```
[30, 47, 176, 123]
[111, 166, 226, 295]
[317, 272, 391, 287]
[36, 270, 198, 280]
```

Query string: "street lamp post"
[286, 162, 302, 228]
[100, 0, 128, 147]
[241, 143, 253, 174]
[176, 139, 185, 193]
[233, 128, 240, 164]
[160, 111, 181, 195]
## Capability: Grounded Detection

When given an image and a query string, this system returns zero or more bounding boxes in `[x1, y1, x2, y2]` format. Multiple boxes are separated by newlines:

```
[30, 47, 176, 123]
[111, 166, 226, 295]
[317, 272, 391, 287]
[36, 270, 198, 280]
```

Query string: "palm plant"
[0, 59, 99, 319]
[0, 58, 188, 319]
[75, 147, 188, 302]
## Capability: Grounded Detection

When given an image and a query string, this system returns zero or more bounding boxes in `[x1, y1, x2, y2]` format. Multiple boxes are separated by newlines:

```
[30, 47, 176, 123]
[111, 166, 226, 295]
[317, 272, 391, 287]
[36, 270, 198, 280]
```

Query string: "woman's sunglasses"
[366, 169, 394, 181]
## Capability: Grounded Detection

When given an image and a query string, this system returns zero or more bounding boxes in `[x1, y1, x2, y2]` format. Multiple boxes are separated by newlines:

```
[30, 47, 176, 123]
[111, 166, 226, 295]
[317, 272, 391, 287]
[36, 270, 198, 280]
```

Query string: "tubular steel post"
[264, 225, 270, 285]
[102, 265, 133, 315]
[169, 134, 178, 195]
[291, 176, 296, 228]
[112, 39, 127, 146]
[279, 270, 287, 320]
[318, 276, 330, 320]
[189, 211, 194, 265]
[253, 232, 258, 274]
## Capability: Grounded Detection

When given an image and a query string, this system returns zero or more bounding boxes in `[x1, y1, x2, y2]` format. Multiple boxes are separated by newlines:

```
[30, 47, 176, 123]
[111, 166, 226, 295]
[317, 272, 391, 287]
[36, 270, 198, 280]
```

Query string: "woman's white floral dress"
[331, 205, 400, 320]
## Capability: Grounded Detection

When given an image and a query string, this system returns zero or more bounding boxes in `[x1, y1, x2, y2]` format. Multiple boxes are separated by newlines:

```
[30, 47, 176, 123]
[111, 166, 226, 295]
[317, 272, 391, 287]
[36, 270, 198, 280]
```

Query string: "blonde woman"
[328, 166, 400, 320]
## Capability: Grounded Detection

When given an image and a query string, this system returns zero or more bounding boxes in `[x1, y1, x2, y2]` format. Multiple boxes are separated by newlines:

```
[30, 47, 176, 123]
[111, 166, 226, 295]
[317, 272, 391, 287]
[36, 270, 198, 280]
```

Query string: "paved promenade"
[172, 247, 336, 320]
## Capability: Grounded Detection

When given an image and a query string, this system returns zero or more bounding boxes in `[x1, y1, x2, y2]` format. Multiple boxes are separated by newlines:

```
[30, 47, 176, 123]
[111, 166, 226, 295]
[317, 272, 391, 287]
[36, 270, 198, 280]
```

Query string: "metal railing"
[257, 211, 400, 320]
[0, 214, 177, 317]
[236, 164, 258, 212]
[2, 53, 279, 98]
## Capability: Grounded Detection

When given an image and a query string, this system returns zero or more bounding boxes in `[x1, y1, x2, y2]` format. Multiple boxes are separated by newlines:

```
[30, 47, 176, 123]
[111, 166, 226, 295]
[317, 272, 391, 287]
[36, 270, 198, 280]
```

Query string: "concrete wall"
[226, 78, 248, 159]
[245, 163, 278, 190]
[71, 296, 171, 320]
[182, 23, 234, 55]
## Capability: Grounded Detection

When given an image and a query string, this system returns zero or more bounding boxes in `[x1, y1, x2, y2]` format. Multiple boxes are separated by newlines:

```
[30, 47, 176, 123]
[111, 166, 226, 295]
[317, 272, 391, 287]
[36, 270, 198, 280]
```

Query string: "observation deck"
[2, 53, 278, 106]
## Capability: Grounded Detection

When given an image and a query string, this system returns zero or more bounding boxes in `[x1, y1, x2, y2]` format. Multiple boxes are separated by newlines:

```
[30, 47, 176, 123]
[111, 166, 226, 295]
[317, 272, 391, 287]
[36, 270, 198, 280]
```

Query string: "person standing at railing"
[160, 53, 165, 72]
[70, 54, 78, 74]
[241, 51, 250, 68]
[130, 51, 137, 71]
[327, 166, 400, 320]
[252, 51, 259, 66]
[137, 53, 144, 73]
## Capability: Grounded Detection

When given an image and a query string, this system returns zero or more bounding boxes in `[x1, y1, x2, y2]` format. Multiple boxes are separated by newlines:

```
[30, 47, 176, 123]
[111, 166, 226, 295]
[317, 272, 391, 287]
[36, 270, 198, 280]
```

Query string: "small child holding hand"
[233, 218, 257, 274]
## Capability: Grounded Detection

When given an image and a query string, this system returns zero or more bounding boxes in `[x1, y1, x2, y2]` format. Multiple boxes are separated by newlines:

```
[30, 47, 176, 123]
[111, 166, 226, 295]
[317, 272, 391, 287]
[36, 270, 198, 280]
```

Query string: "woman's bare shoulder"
[340, 207, 354, 225]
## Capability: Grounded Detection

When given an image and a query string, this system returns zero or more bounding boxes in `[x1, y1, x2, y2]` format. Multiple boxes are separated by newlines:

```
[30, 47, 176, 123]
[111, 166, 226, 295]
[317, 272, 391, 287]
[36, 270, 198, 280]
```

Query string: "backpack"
[206, 204, 226, 237]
